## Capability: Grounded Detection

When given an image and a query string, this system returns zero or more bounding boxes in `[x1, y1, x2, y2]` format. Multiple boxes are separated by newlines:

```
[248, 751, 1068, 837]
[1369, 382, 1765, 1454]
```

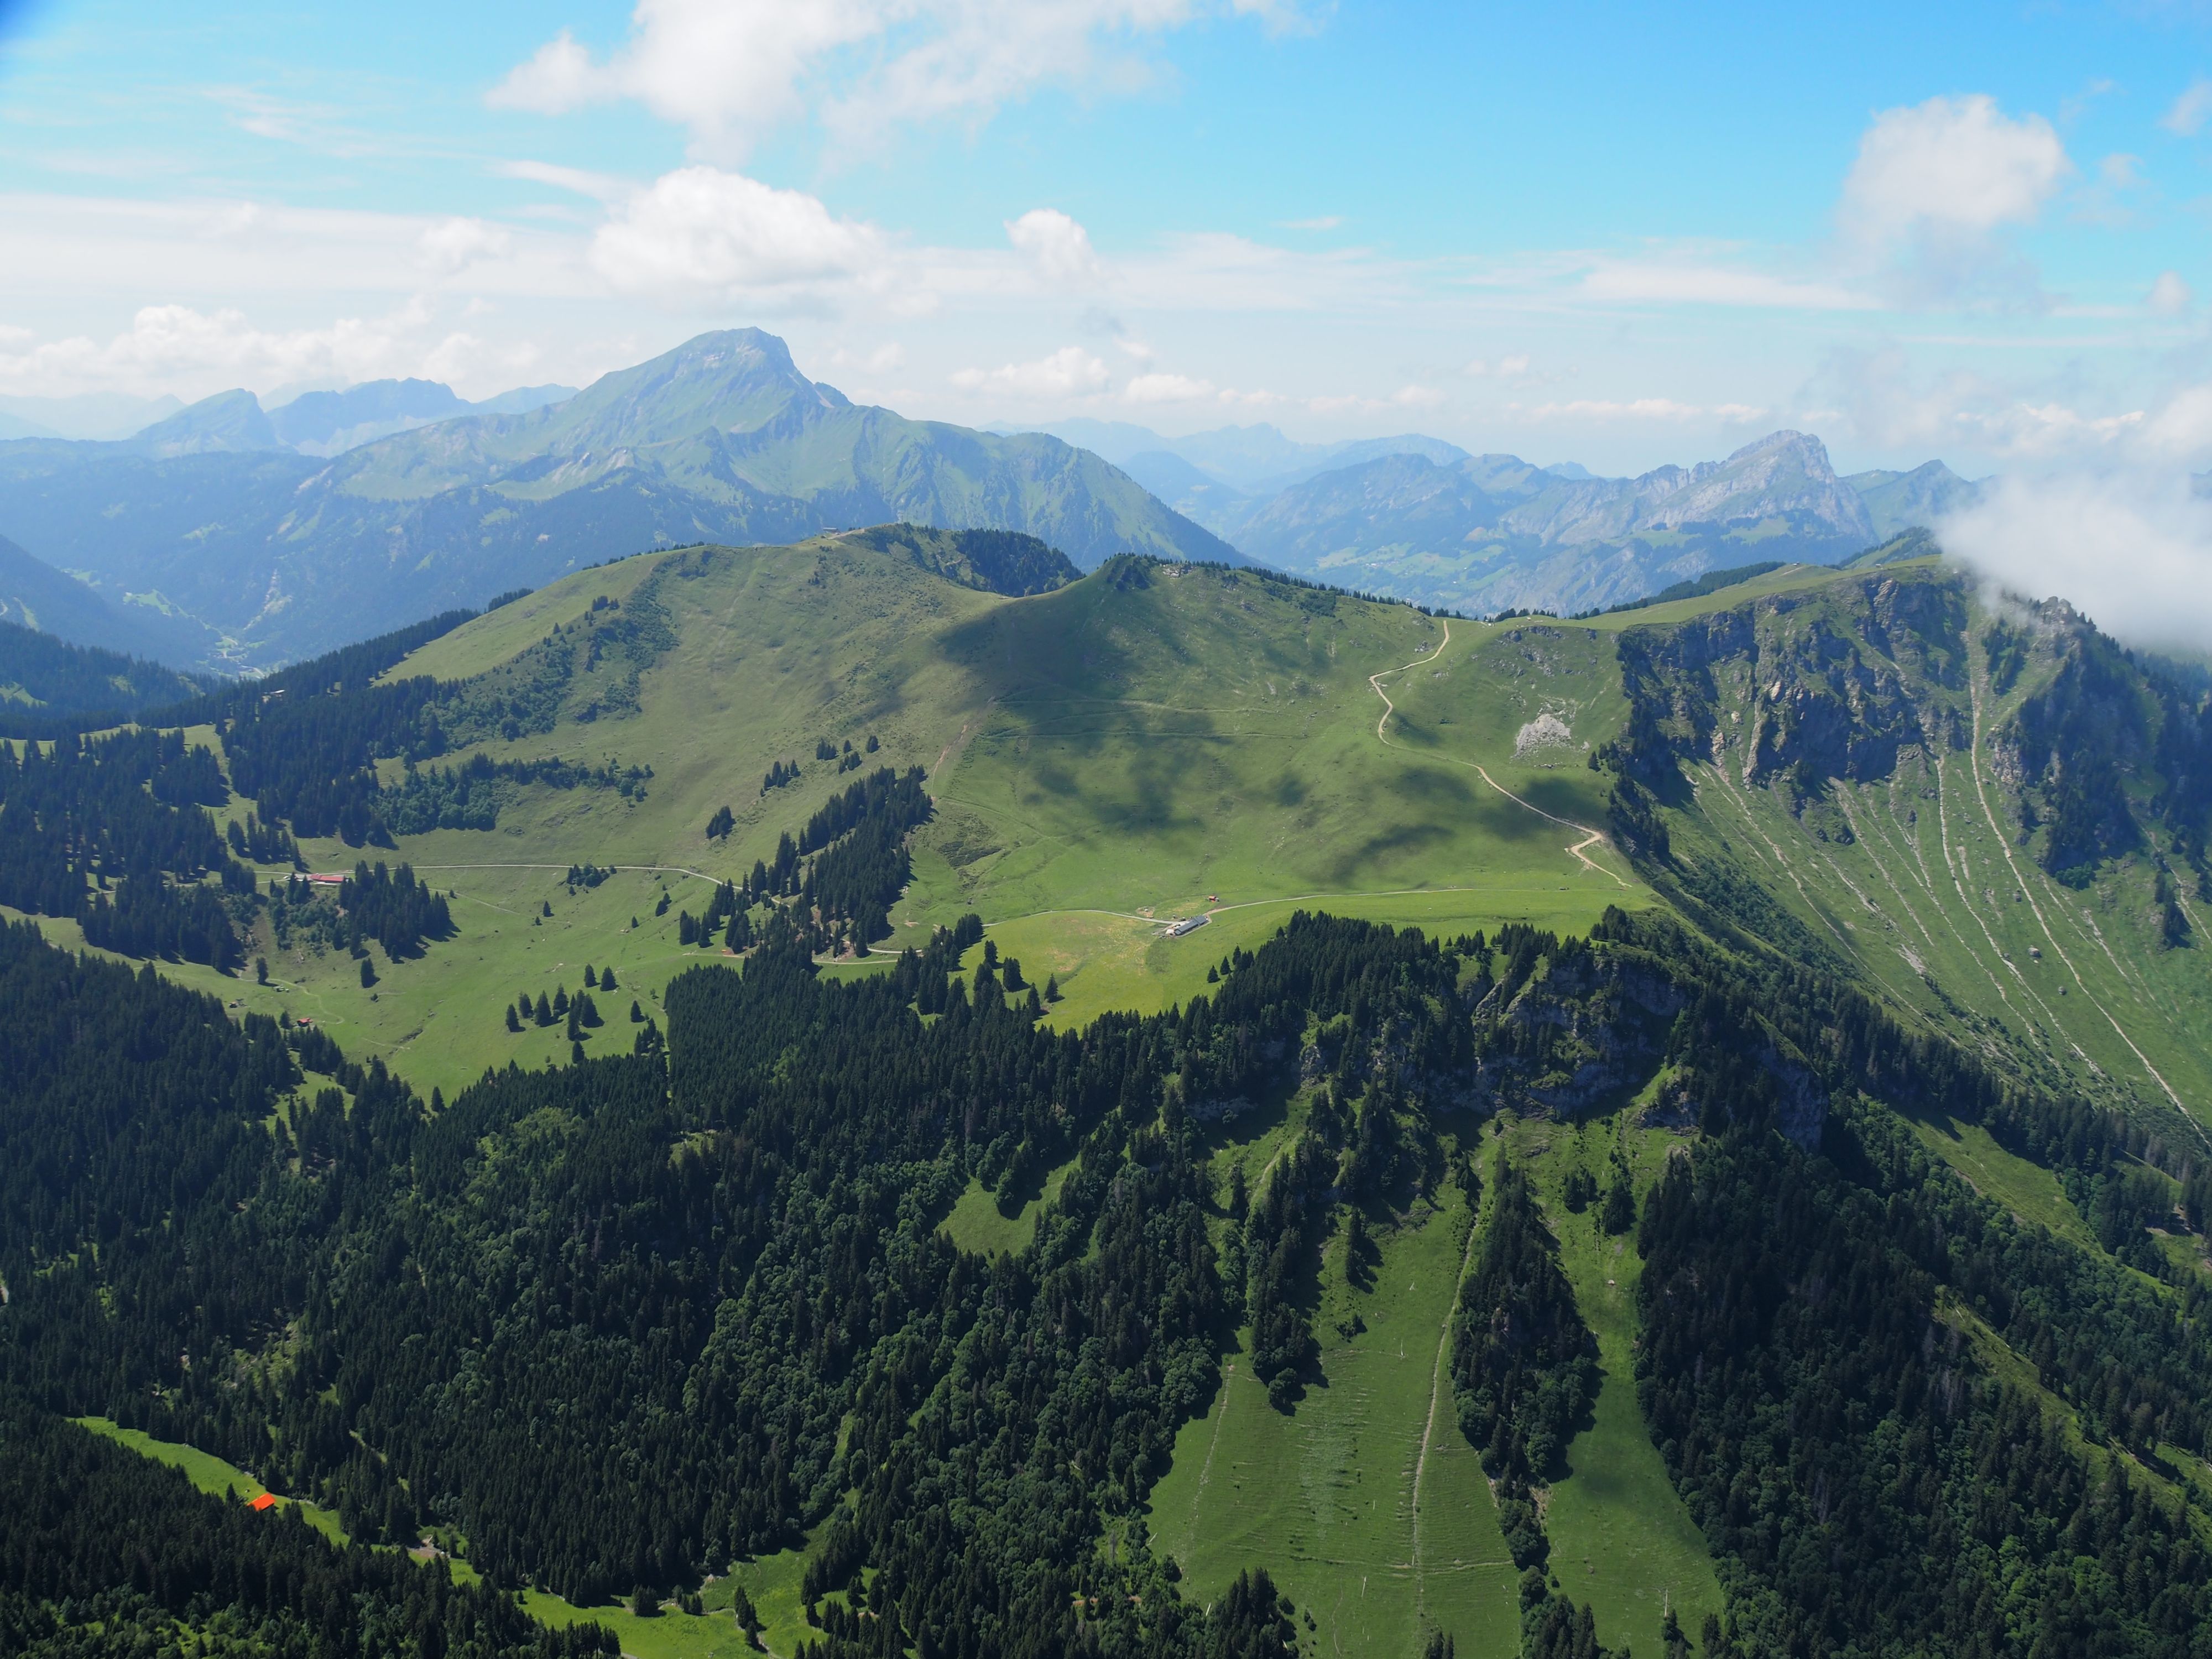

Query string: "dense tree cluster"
[21, 841, 2212, 1659]
[336, 861, 453, 960]
[1640, 1107, 2212, 1658]
[0, 728, 253, 970]
[1450, 1157, 1598, 1568]
[0, 1399, 617, 1659]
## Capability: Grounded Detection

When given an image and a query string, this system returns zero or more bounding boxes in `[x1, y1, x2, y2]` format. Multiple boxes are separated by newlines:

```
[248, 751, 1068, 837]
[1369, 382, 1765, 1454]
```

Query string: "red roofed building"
[249, 1492, 278, 1511]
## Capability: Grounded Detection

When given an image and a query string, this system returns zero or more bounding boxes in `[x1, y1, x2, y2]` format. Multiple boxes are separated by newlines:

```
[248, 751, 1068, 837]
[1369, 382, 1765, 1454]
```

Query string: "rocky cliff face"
[1613, 572, 1970, 798]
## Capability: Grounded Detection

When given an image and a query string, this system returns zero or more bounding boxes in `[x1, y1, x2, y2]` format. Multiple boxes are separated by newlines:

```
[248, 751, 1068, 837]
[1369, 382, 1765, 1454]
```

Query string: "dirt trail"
[1368, 620, 1629, 888]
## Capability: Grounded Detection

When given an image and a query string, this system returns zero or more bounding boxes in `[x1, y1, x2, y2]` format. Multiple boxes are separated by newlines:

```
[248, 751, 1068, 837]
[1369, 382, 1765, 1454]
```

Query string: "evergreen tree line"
[335, 863, 454, 961]
[20, 890, 2212, 1654]
[0, 1395, 617, 1659]
[1451, 1156, 1599, 1572]
[380, 754, 652, 837]
[681, 767, 935, 956]
[0, 728, 254, 972]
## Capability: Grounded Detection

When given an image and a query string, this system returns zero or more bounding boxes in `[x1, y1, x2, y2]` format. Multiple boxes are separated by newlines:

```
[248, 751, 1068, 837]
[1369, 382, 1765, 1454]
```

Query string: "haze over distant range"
[0, 326, 1995, 673]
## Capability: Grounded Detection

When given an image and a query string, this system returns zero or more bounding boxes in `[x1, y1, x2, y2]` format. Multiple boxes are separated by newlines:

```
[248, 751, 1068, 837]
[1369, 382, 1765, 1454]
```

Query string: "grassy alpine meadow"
[1146, 1148, 1523, 1659]
[1497, 1114, 1726, 1653]
[86, 538, 1666, 1096]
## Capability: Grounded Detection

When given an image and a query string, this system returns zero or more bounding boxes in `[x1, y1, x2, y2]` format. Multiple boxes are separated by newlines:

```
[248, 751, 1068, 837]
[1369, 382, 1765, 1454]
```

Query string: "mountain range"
[0, 330, 1238, 669]
[0, 329, 1985, 674]
[1008, 417, 1984, 614]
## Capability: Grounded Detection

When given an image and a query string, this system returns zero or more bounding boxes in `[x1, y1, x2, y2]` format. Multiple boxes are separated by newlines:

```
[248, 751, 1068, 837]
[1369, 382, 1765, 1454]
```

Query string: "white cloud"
[2150, 270, 2194, 317]
[2163, 77, 2212, 137]
[0, 300, 513, 398]
[1941, 469, 2212, 649]
[1006, 208, 1101, 288]
[1123, 371, 1217, 403]
[493, 159, 630, 202]
[1841, 95, 2069, 246]
[951, 346, 1110, 398]
[1279, 215, 1342, 230]
[488, 1, 1263, 160]
[587, 166, 889, 302]
[1392, 383, 1444, 408]
[1580, 262, 1875, 311]
[415, 217, 513, 276]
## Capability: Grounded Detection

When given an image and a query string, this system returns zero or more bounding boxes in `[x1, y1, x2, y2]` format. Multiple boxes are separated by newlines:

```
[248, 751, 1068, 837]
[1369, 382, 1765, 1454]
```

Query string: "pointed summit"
[547, 329, 850, 450]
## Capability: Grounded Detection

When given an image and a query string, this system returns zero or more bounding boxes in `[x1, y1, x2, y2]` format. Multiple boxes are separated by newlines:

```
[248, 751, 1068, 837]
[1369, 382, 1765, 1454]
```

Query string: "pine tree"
[505, 1004, 521, 1033]
[359, 956, 376, 988]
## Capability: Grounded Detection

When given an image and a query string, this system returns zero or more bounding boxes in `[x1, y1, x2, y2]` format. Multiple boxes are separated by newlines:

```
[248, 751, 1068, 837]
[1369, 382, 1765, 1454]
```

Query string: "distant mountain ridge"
[1213, 431, 1980, 615]
[0, 532, 216, 667]
[0, 330, 1237, 667]
[1008, 415, 1981, 615]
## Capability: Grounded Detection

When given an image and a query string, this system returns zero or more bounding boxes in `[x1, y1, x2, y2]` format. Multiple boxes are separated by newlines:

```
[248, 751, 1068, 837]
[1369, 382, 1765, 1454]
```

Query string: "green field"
[1147, 1166, 1522, 1658]
[1498, 1119, 1725, 1652]
[1145, 1100, 1724, 1658]
[74, 1417, 349, 1546]
[60, 539, 1670, 1095]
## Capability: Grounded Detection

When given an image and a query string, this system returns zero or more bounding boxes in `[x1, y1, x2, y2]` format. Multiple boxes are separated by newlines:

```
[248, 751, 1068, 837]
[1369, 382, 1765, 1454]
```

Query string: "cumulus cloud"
[1842, 95, 2069, 243]
[489, 1, 1267, 160]
[1526, 397, 1755, 422]
[1123, 371, 1215, 403]
[1006, 208, 1101, 288]
[587, 166, 889, 303]
[1392, 383, 1444, 408]
[951, 346, 1110, 398]
[415, 217, 513, 276]
[1839, 94, 2069, 305]
[1940, 469, 2212, 649]
[1464, 354, 1531, 380]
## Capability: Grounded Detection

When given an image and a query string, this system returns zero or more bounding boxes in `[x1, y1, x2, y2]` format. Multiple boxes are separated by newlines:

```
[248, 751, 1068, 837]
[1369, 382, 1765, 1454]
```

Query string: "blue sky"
[5, 0, 2212, 476]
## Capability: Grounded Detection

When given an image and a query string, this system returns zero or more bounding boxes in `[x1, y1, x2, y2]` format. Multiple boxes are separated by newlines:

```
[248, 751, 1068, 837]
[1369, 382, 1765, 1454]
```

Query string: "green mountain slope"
[0, 330, 1236, 669]
[7, 541, 2212, 1659]
[1592, 559, 2212, 1140]
[0, 617, 212, 723]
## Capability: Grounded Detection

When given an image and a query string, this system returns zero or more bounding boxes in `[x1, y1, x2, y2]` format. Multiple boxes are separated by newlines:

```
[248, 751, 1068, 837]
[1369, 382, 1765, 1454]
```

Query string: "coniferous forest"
[6, 879, 2212, 1656]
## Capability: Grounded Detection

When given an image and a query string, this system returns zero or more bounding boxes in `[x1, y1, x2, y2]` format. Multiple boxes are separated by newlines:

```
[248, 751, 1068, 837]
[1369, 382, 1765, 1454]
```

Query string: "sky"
[6, 0, 2212, 481]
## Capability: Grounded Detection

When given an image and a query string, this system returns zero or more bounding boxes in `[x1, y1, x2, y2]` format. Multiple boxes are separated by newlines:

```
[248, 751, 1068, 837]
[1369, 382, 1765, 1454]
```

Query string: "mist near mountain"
[1941, 468, 2212, 650]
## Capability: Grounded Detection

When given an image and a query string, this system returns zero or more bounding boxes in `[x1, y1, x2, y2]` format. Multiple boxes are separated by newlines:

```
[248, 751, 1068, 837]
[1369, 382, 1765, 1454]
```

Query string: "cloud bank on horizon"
[2, 0, 2212, 498]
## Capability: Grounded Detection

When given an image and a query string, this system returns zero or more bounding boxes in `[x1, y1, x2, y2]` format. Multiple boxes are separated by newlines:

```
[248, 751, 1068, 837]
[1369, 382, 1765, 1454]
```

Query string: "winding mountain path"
[1369, 619, 1629, 888]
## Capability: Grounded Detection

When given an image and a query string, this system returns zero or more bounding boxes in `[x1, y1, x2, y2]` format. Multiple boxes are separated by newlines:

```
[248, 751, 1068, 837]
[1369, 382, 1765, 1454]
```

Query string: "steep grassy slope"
[1601, 558, 2212, 1146]
[21, 544, 2212, 1659]
[13, 537, 1646, 1093]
